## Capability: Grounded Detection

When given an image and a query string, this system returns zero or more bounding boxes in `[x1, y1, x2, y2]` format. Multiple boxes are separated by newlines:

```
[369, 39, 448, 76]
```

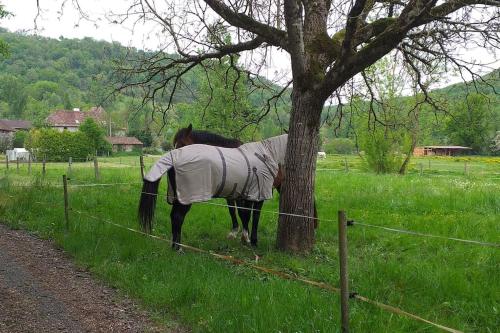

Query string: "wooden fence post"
[68, 157, 72, 176]
[464, 161, 468, 175]
[140, 155, 145, 179]
[419, 163, 423, 176]
[94, 156, 99, 180]
[63, 174, 69, 231]
[5, 154, 8, 170]
[338, 210, 349, 333]
[42, 156, 46, 176]
[344, 157, 349, 172]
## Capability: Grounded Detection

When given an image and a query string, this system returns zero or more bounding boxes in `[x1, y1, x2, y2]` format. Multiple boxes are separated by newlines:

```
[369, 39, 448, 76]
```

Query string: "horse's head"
[173, 124, 194, 149]
[273, 164, 318, 229]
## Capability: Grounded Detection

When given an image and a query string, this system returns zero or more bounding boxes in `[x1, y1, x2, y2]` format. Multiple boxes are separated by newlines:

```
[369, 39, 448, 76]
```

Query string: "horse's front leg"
[237, 200, 251, 244]
[226, 199, 239, 239]
[250, 201, 264, 247]
[170, 201, 191, 251]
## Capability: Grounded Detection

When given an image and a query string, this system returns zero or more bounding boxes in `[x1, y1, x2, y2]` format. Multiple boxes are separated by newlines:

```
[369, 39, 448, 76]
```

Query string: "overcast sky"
[1, 0, 498, 88]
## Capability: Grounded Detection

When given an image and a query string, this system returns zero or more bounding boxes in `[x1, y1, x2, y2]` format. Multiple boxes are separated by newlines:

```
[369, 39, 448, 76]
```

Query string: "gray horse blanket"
[144, 135, 287, 205]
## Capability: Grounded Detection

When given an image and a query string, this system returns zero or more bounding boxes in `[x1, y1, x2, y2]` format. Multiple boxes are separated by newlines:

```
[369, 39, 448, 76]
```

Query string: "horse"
[173, 124, 318, 230]
[139, 134, 289, 250]
[172, 124, 244, 238]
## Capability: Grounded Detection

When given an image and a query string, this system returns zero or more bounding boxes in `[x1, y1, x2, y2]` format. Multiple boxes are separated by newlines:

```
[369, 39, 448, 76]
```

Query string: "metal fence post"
[94, 156, 99, 180]
[5, 154, 8, 170]
[28, 154, 31, 175]
[16, 158, 19, 172]
[68, 157, 72, 176]
[42, 156, 46, 176]
[63, 175, 69, 231]
[338, 210, 350, 333]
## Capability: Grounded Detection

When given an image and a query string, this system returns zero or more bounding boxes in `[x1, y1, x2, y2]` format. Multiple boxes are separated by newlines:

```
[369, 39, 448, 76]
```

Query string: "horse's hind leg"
[237, 200, 251, 244]
[170, 201, 191, 251]
[250, 201, 264, 247]
[226, 199, 239, 239]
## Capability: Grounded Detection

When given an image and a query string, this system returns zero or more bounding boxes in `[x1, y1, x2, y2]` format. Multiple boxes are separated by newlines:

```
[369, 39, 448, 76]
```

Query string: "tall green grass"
[0, 155, 498, 332]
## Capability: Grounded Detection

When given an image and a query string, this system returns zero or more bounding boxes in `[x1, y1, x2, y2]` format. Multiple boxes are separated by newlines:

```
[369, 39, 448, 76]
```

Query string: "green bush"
[359, 129, 404, 174]
[13, 130, 27, 148]
[142, 146, 162, 155]
[79, 118, 111, 154]
[25, 128, 93, 161]
[323, 138, 355, 154]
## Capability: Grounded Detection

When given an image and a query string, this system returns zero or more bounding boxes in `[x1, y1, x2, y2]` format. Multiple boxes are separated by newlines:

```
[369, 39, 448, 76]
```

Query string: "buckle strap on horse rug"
[237, 147, 251, 198]
[214, 147, 227, 197]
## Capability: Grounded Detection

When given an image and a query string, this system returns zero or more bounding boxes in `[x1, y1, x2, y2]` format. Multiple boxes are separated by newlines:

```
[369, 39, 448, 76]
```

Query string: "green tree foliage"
[12, 130, 27, 148]
[0, 28, 497, 154]
[127, 129, 153, 147]
[79, 117, 110, 154]
[25, 128, 92, 161]
[360, 127, 410, 174]
[491, 131, 500, 155]
[445, 94, 494, 154]
[0, 75, 27, 117]
[195, 58, 259, 141]
[0, 4, 10, 57]
[322, 138, 355, 154]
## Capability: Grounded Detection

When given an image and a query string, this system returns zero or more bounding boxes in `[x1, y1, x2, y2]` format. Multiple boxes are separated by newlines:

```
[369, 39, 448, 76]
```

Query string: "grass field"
[0, 154, 499, 332]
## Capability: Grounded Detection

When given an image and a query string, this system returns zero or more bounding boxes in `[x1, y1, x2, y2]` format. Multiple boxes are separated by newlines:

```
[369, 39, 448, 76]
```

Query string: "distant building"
[0, 119, 32, 152]
[0, 119, 32, 131]
[46, 107, 106, 132]
[0, 120, 15, 134]
[106, 136, 143, 152]
[414, 146, 472, 156]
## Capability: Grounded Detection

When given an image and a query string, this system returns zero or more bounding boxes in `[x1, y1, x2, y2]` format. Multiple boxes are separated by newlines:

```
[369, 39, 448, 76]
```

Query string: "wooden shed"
[413, 146, 472, 156]
[106, 136, 143, 152]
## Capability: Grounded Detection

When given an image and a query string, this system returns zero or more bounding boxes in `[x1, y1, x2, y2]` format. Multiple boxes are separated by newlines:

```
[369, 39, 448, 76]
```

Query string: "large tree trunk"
[277, 89, 323, 253]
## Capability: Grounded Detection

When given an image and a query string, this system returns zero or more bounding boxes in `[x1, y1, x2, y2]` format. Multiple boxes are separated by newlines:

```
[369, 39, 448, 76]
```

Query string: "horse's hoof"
[227, 230, 238, 239]
[241, 231, 250, 245]
[176, 247, 185, 255]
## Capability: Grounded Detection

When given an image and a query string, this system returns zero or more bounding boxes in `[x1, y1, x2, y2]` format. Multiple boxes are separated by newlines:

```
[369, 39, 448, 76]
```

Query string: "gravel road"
[0, 223, 184, 333]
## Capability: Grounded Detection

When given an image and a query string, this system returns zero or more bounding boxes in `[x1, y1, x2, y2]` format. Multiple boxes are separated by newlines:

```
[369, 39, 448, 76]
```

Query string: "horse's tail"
[138, 178, 161, 233]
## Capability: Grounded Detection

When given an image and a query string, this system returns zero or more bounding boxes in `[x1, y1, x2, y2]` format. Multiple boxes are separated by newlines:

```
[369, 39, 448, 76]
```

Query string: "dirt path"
[0, 224, 184, 333]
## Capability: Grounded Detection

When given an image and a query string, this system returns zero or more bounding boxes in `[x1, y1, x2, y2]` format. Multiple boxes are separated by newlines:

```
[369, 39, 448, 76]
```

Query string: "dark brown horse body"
[138, 126, 316, 251]
[172, 124, 249, 239]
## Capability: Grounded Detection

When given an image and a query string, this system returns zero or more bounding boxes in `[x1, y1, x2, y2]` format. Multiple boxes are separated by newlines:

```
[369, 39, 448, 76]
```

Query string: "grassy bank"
[1, 155, 498, 332]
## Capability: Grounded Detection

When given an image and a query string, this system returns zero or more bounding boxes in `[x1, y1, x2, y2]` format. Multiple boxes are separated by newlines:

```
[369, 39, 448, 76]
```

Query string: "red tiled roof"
[46, 107, 105, 127]
[46, 110, 85, 127]
[422, 146, 472, 149]
[106, 136, 143, 145]
[0, 120, 15, 132]
[0, 119, 32, 130]
[88, 106, 106, 121]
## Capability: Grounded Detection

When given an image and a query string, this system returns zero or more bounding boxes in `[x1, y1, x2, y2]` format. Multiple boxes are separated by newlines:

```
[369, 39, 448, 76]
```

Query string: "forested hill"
[434, 68, 500, 97]
[0, 28, 288, 140]
[0, 28, 498, 152]
[0, 28, 127, 125]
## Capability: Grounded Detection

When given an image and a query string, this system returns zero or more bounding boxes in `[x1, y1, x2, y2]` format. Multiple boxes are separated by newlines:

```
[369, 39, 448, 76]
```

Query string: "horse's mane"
[184, 129, 242, 148]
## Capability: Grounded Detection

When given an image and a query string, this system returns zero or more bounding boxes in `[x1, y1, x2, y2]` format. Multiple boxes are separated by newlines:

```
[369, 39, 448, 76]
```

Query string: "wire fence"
[2, 191, 464, 333]
[2, 178, 498, 248]
[2, 170, 498, 332]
